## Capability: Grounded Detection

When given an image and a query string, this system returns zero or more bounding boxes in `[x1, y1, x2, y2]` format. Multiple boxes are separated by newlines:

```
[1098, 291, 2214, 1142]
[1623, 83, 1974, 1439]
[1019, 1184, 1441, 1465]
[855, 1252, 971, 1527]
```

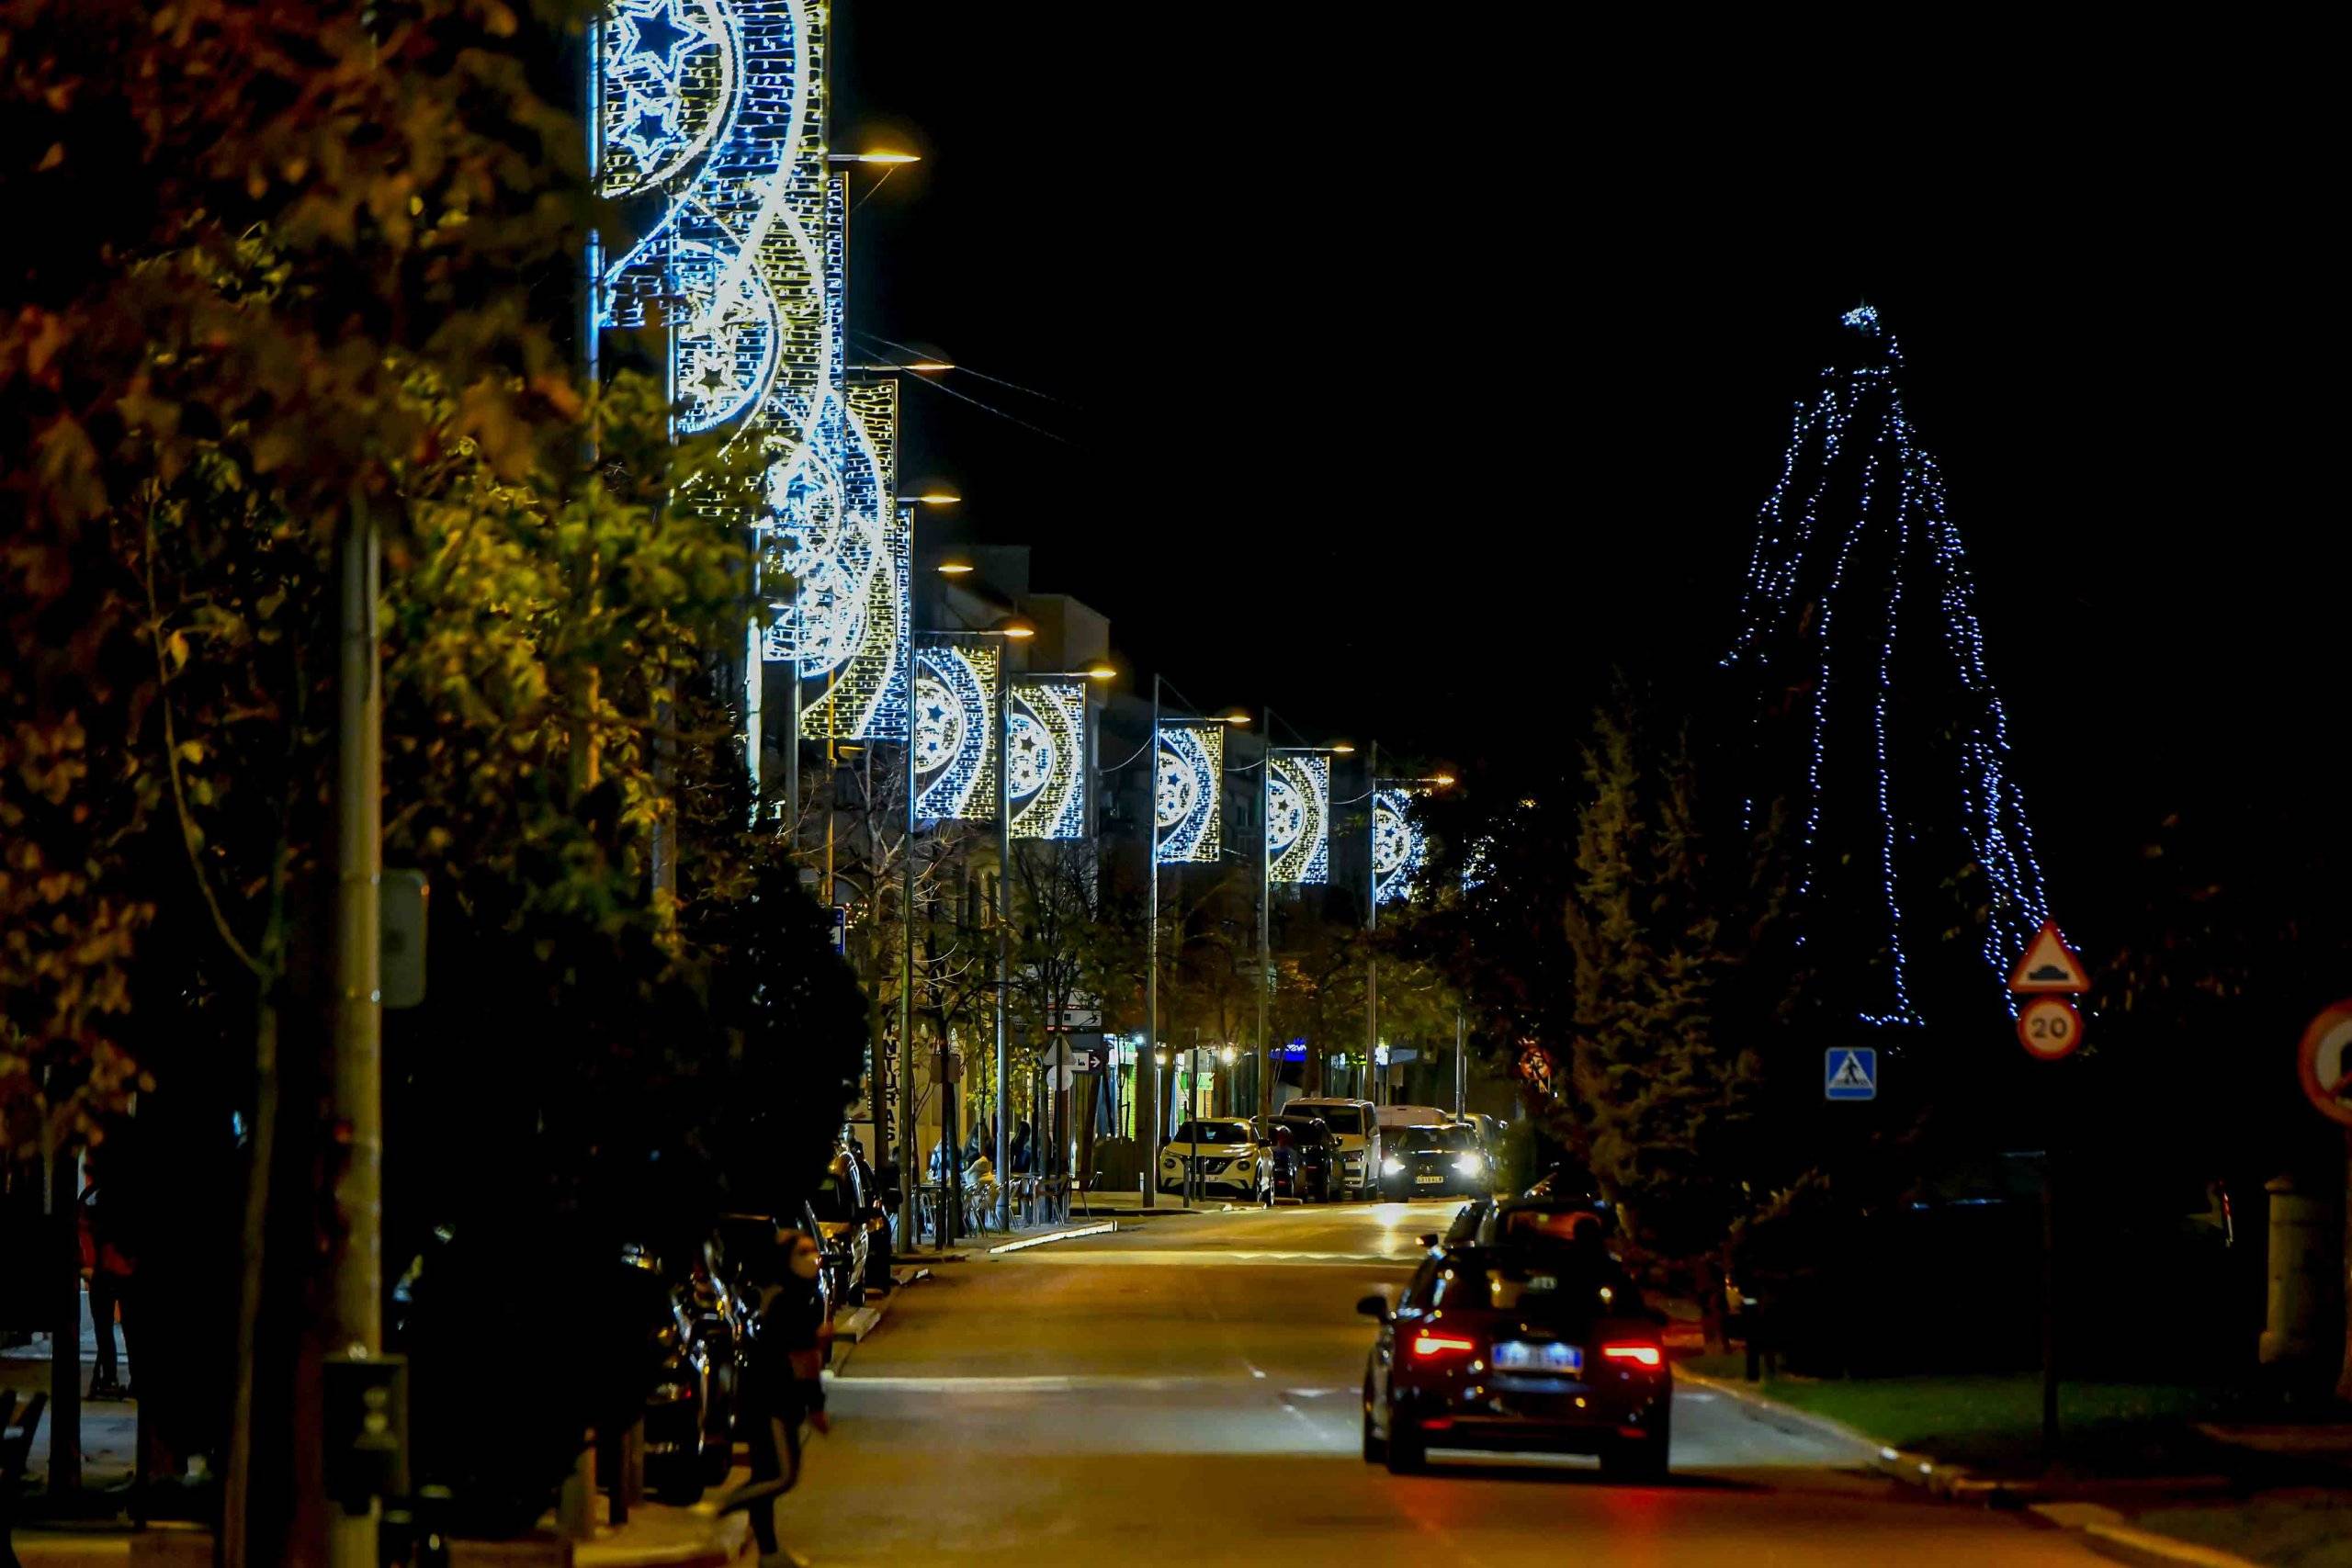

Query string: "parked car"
[1157, 1118, 1273, 1201]
[1359, 1242, 1668, 1479]
[811, 1142, 875, 1306]
[628, 1239, 738, 1506]
[1379, 1123, 1495, 1200]
[1374, 1103, 1453, 1138]
[1280, 1097, 1381, 1199]
[1270, 1116, 1337, 1203]
[718, 1207, 837, 1367]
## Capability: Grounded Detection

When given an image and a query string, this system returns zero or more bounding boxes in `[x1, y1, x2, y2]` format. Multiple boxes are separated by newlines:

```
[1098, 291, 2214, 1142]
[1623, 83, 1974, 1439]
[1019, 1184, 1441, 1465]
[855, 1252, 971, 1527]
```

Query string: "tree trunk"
[47, 1136, 82, 1498]
[222, 996, 277, 1568]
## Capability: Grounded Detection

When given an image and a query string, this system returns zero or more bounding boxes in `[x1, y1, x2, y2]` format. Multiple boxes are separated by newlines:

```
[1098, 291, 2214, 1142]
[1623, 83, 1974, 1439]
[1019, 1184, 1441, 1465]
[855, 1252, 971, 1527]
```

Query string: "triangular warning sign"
[1830, 1054, 1871, 1089]
[2008, 920, 2088, 994]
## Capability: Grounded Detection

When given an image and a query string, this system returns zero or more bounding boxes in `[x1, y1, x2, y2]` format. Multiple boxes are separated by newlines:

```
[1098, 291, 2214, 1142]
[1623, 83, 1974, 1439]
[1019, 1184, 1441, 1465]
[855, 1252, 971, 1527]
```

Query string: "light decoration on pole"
[1372, 787, 1427, 907]
[1722, 304, 2049, 1024]
[1154, 723, 1224, 863]
[1268, 755, 1329, 885]
[913, 639, 999, 821]
[598, 0, 908, 738]
[1009, 680, 1088, 840]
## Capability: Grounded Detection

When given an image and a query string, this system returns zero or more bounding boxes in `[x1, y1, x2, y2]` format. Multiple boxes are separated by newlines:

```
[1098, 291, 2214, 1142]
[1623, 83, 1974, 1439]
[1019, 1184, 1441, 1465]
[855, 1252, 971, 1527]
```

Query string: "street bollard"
[2260, 1175, 2327, 1380]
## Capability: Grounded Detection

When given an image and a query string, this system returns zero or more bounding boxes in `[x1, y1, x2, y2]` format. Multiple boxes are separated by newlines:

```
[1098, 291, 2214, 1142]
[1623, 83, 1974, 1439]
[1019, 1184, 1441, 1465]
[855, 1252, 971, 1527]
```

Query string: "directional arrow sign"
[2008, 920, 2089, 994]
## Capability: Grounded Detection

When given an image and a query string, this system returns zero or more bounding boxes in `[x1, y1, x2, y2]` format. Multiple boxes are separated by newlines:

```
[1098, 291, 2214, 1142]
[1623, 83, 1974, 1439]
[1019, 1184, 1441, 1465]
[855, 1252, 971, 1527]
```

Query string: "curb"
[987, 1221, 1117, 1254]
[1678, 1367, 2033, 1504]
[2027, 1504, 2264, 1568]
[573, 1511, 749, 1568]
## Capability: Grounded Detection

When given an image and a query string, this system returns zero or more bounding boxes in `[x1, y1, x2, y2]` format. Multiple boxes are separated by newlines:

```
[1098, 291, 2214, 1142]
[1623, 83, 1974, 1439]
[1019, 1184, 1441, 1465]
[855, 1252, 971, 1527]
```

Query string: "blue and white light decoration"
[596, 1, 907, 739]
[1371, 787, 1427, 906]
[1268, 755, 1329, 885]
[1009, 680, 1088, 841]
[913, 640, 999, 822]
[1155, 723, 1224, 863]
[1722, 305, 2048, 1024]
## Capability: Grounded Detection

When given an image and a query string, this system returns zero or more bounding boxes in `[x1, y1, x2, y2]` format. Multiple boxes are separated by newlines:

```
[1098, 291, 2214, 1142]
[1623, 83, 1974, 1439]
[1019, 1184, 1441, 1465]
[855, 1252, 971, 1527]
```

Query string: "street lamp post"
[1145, 675, 1161, 1209]
[1259, 718, 1351, 1122]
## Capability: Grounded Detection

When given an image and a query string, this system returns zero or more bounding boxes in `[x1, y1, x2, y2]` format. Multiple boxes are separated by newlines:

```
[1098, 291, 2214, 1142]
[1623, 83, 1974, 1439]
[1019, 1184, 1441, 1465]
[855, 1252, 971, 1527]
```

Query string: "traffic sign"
[2296, 1000, 2352, 1127]
[2017, 996, 2083, 1060]
[1825, 1048, 1877, 1101]
[2008, 920, 2089, 994]
[829, 904, 848, 955]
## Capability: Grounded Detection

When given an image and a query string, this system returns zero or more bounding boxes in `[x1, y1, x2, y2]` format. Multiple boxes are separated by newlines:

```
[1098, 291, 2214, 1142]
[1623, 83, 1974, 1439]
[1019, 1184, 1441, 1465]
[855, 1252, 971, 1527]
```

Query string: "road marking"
[830, 1373, 1258, 1392]
[1005, 1249, 1415, 1266]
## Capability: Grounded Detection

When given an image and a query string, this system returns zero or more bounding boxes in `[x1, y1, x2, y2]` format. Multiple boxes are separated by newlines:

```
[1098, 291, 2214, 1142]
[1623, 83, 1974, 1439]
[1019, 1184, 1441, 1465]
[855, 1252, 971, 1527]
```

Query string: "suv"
[1157, 1119, 1272, 1201]
[1280, 1098, 1381, 1200]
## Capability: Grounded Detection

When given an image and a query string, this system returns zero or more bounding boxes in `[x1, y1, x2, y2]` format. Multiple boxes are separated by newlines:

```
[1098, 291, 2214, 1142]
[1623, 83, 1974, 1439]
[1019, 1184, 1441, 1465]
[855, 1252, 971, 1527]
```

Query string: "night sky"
[834, 12, 2340, 895]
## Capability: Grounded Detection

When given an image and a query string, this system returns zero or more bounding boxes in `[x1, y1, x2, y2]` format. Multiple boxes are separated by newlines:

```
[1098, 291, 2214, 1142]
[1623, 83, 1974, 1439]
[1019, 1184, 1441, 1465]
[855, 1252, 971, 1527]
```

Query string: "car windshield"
[1170, 1121, 1251, 1145]
[1405, 1124, 1476, 1153]
[1295, 1105, 1365, 1136]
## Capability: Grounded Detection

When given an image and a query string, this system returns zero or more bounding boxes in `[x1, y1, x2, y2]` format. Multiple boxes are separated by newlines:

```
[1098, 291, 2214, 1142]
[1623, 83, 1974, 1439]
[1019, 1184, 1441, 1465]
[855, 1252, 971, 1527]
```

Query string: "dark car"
[1270, 1116, 1337, 1203]
[1380, 1123, 1495, 1200]
[629, 1240, 741, 1506]
[1358, 1244, 1669, 1479]
[811, 1142, 876, 1307]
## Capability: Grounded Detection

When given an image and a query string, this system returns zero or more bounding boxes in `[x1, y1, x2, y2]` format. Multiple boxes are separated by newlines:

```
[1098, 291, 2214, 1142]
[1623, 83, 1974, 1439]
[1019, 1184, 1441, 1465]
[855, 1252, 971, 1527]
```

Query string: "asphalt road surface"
[783, 1200, 2108, 1565]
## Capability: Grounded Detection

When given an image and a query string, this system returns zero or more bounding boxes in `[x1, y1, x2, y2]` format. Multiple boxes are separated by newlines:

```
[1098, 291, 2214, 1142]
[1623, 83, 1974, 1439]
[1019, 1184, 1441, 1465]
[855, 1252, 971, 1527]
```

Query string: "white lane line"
[987, 1221, 1117, 1254]
[830, 1373, 1257, 1392]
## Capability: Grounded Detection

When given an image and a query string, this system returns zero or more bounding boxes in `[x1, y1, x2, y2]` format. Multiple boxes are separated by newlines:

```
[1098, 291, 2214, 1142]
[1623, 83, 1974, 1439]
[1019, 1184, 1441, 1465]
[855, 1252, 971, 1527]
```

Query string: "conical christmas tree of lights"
[1723, 305, 2048, 1027]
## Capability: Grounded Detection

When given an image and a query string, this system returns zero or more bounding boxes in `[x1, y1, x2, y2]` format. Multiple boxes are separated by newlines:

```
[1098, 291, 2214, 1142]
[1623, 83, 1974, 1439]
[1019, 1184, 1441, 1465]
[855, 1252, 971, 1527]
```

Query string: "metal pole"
[1365, 741, 1379, 1100]
[897, 647, 918, 1249]
[1453, 1009, 1465, 1118]
[1144, 677, 1159, 1208]
[993, 655, 1012, 1230]
[786, 637, 799, 860]
[326, 496, 383, 1568]
[1258, 722, 1273, 1125]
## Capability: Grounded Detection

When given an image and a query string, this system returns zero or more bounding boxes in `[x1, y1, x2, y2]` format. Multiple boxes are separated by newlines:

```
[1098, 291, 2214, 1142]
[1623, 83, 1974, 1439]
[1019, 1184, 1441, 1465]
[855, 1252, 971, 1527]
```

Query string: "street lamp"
[854, 360, 954, 373]
[1143, 682, 1247, 1210]
[1341, 746, 1453, 1104]
[1012, 664, 1115, 1198]
[1256, 709, 1351, 1124]
[898, 613, 1032, 1247]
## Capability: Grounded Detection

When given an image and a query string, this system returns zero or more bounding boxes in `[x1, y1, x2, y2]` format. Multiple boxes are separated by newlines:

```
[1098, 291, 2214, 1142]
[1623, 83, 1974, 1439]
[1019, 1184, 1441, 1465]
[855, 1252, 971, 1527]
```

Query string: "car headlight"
[1453, 1155, 1485, 1175]
[1381, 1156, 1404, 1176]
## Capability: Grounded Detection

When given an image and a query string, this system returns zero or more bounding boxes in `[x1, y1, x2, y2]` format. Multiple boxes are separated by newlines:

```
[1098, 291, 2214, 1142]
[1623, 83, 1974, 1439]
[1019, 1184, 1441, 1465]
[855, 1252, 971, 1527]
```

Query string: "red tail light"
[1601, 1343, 1663, 1368]
[1408, 1332, 1478, 1359]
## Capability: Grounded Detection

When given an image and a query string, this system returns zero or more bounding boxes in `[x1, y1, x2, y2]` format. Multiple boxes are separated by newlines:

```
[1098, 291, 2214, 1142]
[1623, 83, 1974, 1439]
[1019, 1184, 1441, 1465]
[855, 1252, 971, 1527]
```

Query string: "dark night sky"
[833, 12, 2341, 890]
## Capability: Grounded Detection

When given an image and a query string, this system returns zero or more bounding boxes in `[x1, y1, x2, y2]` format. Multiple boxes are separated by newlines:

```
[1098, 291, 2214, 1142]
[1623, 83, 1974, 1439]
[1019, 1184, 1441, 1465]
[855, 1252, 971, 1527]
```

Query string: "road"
[783, 1200, 2106, 1565]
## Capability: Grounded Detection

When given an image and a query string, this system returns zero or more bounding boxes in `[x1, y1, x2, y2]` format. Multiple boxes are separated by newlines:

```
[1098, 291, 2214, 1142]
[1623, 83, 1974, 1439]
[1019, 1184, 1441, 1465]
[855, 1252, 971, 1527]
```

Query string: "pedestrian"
[718, 1226, 832, 1568]
[80, 1153, 133, 1401]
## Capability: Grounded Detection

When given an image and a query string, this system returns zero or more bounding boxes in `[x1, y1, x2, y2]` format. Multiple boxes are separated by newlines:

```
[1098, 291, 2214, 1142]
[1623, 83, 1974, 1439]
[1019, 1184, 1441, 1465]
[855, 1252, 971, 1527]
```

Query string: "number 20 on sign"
[2017, 996, 2083, 1060]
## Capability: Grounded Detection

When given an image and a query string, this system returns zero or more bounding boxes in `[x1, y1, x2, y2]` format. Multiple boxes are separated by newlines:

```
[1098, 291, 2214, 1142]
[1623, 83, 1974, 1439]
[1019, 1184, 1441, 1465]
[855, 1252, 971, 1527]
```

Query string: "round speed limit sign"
[2017, 995, 2083, 1060]
[2297, 1001, 2352, 1127]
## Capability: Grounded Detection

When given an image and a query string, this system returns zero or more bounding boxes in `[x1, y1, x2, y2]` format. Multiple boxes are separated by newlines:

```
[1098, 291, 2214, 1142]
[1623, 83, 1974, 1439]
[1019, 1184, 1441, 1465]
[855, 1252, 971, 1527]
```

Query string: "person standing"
[719, 1227, 831, 1568]
[80, 1156, 133, 1401]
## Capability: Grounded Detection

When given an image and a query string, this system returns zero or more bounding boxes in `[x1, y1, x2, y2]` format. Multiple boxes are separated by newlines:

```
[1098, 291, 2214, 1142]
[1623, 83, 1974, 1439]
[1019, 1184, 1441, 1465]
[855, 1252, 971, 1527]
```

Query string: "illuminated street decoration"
[914, 640, 998, 822]
[1010, 681, 1088, 841]
[597, 1, 905, 734]
[793, 381, 908, 739]
[1268, 755, 1329, 885]
[1723, 306, 2048, 1024]
[1372, 787, 1426, 906]
[1155, 724, 1223, 863]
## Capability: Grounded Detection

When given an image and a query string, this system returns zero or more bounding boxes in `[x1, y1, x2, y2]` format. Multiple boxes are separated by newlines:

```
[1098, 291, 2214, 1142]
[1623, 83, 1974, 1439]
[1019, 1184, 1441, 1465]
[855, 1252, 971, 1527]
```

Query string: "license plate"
[1414, 1173, 1445, 1184]
[1494, 1340, 1581, 1374]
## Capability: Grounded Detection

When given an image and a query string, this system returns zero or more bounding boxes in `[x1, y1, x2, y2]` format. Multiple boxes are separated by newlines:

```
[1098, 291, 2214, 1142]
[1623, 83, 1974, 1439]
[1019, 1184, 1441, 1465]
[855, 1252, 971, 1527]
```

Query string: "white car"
[1158, 1119, 1273, 1201]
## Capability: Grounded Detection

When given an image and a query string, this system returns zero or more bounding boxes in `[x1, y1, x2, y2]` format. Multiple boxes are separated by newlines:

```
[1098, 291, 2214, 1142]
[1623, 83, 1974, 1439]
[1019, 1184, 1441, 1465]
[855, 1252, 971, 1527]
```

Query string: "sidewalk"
[1677, 1355, 2352, 1567]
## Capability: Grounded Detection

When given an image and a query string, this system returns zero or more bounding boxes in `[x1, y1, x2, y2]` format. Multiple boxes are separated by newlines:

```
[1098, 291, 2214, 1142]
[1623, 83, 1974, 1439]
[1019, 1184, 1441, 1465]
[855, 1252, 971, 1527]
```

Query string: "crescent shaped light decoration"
[1268, 755, 1329, 885]
[913, 640, 999, 822]
[596, 1, 903, 735]
[1372, 786, 1427, 907]
[1010, 681, 1088, 841]
[1156, 723, 1223, 864]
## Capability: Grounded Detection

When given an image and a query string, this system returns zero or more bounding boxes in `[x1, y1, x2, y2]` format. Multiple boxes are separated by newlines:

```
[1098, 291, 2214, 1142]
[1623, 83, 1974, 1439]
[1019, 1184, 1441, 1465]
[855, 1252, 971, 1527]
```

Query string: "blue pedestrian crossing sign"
[1825, 1048, 1878, 1101]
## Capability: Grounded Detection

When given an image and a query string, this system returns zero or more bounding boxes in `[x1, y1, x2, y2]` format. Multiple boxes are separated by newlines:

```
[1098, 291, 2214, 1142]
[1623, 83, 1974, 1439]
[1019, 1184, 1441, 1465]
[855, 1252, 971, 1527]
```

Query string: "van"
[1279, 1098, 1381, 1199]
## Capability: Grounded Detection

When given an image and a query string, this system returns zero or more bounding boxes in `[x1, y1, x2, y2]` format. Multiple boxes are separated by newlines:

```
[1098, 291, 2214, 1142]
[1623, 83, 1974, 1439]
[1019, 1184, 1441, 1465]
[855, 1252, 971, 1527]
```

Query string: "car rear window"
[1430, 1253, 1634, 1320]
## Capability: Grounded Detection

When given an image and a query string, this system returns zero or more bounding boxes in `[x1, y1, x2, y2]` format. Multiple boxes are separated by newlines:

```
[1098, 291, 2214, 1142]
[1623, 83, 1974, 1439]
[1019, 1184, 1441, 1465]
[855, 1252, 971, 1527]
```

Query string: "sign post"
[2007, 918, 2089, 1461]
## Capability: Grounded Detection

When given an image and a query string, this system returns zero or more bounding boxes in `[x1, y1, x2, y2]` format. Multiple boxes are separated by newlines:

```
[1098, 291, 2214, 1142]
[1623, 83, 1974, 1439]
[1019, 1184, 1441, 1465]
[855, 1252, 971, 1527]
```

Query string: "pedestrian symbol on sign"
[1825, 1048, 1877, 1101]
